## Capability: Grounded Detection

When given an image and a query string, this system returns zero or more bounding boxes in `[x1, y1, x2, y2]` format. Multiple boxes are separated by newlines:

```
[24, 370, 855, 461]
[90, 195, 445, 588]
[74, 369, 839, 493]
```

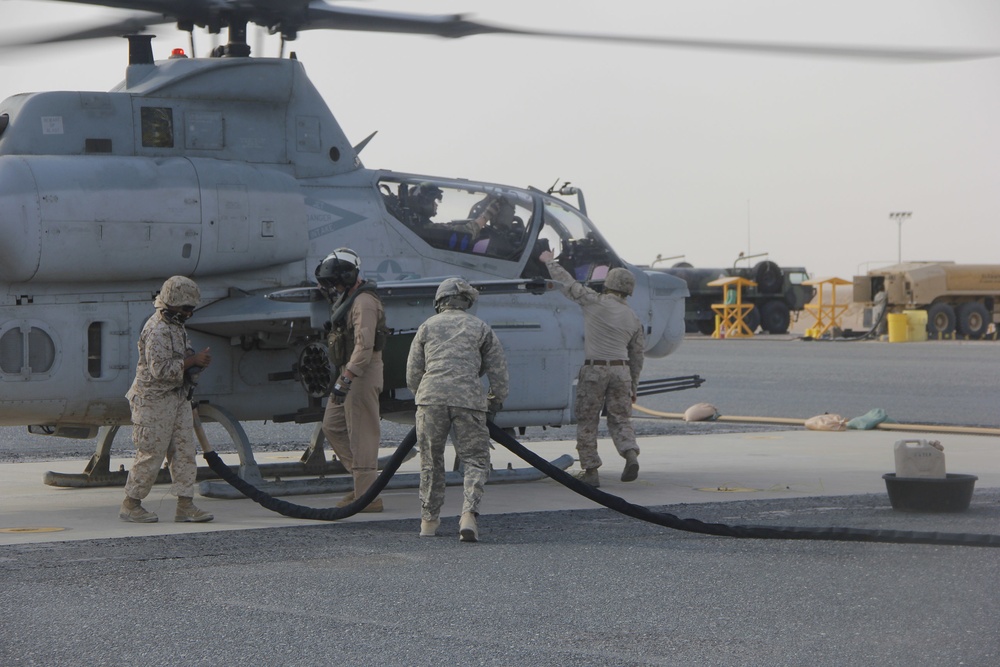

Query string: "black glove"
[331, 375, 352, 405]
[487, 393, 503, 419]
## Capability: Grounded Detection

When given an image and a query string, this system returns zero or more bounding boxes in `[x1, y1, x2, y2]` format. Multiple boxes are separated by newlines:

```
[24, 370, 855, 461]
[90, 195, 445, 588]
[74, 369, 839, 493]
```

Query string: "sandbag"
[847, 408, 889, 430]
[684, 403, 720, 422]
[804, 413, 848, 431]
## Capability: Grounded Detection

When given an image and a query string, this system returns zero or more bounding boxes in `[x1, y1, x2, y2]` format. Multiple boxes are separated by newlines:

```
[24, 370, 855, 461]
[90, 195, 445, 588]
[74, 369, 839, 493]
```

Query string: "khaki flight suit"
[322, 287, 384, 499]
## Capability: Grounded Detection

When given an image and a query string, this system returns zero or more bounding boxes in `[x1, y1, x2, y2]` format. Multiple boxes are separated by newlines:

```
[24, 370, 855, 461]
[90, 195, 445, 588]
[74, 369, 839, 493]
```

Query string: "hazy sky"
[2, 0, 999, 280]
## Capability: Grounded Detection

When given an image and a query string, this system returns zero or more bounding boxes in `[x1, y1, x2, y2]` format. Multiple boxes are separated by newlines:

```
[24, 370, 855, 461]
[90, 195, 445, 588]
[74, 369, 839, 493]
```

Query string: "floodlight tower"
[889, 211, 912, 264]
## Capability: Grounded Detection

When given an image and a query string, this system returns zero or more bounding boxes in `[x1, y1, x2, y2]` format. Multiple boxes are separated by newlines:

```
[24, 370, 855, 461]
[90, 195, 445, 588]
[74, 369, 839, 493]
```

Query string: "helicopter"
[0, 2, 994, 488]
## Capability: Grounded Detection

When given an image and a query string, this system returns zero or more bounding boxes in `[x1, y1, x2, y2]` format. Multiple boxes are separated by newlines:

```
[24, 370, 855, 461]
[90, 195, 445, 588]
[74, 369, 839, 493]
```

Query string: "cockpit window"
[379, 178, 533, 262]
[537, 198, 618, 282]
[140, 107, 174, 148]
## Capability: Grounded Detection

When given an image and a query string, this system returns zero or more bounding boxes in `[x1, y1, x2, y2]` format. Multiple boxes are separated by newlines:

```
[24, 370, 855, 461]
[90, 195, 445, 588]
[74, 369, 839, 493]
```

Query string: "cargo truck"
[650, 260, 815, 335]
[853, 262, 1000, 338]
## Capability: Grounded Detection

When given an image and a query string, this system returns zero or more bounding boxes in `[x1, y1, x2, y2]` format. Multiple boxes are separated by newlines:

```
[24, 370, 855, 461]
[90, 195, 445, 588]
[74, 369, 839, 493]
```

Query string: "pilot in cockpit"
[407, 184, 498, 240]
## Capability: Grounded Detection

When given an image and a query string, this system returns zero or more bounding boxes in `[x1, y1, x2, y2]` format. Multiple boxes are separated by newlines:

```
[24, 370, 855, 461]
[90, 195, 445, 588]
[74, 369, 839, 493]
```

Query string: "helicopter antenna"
[546, 178, 561, 195]
[353, 131, 378, 155]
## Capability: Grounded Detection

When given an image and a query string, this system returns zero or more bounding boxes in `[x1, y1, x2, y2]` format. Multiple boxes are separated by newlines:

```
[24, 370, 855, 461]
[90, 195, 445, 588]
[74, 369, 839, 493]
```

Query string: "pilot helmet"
[158, 275, 201, 309]
[409, 183, 443, 218]
[604, 268, 636, 297]
[434, 277, 479, 313]
[315, 248, 361, 291]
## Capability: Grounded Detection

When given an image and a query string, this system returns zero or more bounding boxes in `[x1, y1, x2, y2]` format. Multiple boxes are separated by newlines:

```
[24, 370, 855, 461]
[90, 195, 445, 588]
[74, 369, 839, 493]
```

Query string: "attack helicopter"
[1, 2, 994, 487]
[0, 1, 698, 486]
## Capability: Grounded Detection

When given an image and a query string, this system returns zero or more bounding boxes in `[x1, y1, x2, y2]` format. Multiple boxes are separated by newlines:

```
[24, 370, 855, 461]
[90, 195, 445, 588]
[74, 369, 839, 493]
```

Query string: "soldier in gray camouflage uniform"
[120, 276, 214, 523]
[540, 252, 645, 488]
[406, 277, 508, 542]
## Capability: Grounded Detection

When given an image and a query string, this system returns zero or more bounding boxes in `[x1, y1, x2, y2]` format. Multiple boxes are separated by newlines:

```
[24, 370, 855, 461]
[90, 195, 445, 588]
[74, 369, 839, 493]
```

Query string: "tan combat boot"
[621, 450, 639, 482]
[354, 472, 383, 513]
[175, 496, 214, 523]
[359, 497, 384, 513]
[119, 496, 158, 523]
[574, 468, 600, 488]
[419, 518, 441, 537]
[334, 491, 355, 508]
[459, 512, 479, 542]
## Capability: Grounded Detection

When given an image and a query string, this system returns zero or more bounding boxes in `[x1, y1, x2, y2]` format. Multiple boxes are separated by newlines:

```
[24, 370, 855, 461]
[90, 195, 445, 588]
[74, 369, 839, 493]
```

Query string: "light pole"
[889, 211, 911, 264]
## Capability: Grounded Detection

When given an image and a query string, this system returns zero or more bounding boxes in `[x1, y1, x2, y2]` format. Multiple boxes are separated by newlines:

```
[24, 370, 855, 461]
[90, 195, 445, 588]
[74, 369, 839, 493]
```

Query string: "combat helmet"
[434, 277, 479, 312]
[158, 276, 200, 308]
[409, 183, 443, 218]
[315, 248, 361, 291]
[604, 268, 635, 297]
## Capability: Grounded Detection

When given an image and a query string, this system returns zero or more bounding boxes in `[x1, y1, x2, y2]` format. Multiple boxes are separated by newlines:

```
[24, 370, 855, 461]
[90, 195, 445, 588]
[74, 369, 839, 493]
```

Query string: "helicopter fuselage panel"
[0, 52, 688, 437]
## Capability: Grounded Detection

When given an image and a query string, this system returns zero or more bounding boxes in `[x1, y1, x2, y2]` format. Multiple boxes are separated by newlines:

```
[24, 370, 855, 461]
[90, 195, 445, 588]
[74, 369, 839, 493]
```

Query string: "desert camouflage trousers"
[574, 364, 639, 471]
[416, 404, 491, 521]
[124, 389, 197, 499]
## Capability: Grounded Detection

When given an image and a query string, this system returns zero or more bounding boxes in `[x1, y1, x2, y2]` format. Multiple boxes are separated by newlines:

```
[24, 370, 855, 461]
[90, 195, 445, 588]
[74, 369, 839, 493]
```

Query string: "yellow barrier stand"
[708, 276, 756, 338]
[803, 277, 851, 338]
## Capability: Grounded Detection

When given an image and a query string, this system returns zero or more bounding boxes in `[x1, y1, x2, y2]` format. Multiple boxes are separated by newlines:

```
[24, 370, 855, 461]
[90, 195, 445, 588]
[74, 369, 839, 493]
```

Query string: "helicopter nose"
[0, 157, 41, 282]
[643, 269, 689, 358]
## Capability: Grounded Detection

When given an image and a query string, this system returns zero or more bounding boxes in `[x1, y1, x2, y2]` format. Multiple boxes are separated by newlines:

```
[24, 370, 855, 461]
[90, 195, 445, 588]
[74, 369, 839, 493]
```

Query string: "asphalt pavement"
[2, 425, 998, 666]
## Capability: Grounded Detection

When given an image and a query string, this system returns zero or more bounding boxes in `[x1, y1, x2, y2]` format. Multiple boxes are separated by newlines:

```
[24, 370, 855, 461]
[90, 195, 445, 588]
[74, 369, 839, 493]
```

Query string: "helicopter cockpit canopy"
[377, 176, 621, 283]
[379, 177, 533, 263]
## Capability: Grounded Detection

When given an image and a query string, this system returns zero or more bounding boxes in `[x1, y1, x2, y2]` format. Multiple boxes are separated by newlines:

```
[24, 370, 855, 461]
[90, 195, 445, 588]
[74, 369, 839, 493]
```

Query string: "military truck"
[853, 262, 1000, 338]
[649, 260, 815, 335]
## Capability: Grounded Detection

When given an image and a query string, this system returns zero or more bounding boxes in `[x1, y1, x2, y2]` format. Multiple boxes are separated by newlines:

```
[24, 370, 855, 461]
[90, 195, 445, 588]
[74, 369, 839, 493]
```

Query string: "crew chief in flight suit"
[119, 275, 213, 523]
[406, 277, 508, 542]
[317, 248, 387, 513]
[539, 251, 645, 488]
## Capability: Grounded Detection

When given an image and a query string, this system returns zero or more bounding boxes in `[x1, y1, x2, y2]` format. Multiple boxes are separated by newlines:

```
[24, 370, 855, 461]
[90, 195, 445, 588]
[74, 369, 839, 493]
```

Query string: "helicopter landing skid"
[41, 403, 409, 488]
[198, 454, 575, 500]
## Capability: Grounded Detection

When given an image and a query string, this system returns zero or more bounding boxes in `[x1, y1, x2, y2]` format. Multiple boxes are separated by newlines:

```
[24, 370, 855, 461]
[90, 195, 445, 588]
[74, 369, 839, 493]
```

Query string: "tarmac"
[3, 426, 1000, 667]
[2, 426, 998, 545]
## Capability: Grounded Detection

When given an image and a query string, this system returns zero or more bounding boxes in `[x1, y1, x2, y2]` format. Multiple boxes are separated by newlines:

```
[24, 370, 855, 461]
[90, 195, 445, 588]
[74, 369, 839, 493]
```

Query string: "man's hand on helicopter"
[538, 250, 555, 263]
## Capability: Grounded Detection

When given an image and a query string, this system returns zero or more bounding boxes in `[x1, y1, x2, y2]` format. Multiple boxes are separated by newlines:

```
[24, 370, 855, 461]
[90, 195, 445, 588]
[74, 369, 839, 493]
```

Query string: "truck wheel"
[926, 303, 956, 336]
[743, 306, 761, 334]
[760, 301, 791, 334]
[957, 302, 990, 339]
[753, 261, 783, 293]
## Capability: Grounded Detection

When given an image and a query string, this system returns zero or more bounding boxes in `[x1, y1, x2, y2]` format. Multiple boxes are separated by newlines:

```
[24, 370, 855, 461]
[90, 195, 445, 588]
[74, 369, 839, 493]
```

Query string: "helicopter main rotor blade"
[299, 4, 999, 63]
[3, 0, 997, 62]
[0, 11, 172, 48]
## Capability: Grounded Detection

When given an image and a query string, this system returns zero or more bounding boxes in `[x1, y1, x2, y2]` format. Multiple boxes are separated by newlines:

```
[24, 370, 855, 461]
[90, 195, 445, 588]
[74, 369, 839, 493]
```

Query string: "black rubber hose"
[486, 422, 1000, 548]
[201, 427, 416, 520]
[202, 421, 1000, 547]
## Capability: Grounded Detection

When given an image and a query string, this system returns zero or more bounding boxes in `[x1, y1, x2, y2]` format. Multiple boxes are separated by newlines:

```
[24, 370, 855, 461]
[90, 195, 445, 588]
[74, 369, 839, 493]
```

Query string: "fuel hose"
[199, 422, 1000, 548]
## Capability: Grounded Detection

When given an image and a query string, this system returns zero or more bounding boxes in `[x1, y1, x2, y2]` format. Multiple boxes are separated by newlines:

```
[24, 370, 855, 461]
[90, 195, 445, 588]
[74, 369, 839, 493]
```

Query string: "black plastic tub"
[882, 473, 978, 513]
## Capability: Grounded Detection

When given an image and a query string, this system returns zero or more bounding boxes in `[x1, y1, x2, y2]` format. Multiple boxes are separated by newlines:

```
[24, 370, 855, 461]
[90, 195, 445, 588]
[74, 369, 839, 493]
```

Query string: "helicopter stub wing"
[186, 288, 313, 340]
[188, 277, 557, 339]
[264, 277, 556, 304]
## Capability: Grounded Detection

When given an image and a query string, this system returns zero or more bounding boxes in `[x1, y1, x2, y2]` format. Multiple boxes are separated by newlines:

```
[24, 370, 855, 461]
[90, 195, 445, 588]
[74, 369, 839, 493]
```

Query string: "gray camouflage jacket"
[406, 308, 508, 411]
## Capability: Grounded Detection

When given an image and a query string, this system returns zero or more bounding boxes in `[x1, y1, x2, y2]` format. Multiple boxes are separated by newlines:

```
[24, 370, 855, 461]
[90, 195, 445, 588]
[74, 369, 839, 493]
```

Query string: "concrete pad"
[1, 429, 997, 545]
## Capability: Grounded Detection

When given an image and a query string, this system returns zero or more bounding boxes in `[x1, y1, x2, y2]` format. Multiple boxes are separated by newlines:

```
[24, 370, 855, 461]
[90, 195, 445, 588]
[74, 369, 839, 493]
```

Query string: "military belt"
[584, 359, 627, 366]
